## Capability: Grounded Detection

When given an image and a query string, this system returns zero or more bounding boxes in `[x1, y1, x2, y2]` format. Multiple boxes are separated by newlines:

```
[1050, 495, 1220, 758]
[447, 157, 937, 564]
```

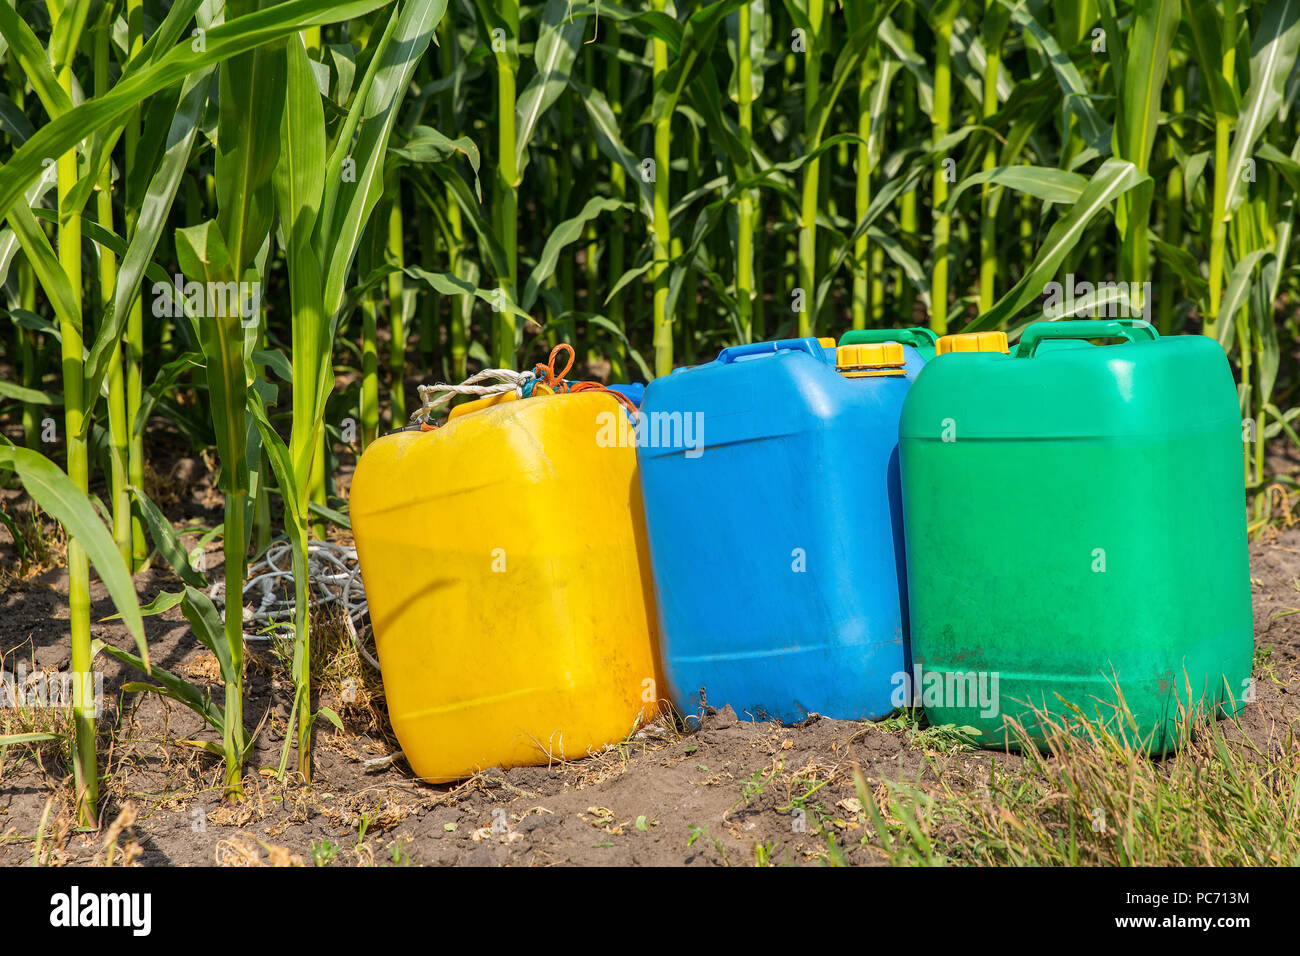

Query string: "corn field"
[1, 0, 1299, 825]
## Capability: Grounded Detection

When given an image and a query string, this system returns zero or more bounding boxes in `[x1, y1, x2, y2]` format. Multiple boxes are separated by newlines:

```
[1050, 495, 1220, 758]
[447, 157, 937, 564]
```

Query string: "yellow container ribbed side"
[350, 391, 662, 782]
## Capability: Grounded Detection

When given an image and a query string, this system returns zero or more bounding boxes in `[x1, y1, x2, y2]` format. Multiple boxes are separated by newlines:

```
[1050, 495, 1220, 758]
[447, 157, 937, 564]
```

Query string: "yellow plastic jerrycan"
[350, 365, 662, 783]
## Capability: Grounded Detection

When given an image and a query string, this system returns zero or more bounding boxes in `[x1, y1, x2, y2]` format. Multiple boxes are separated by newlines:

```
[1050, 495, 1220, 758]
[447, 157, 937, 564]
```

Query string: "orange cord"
[571, 380, 639, 416]
[423, 344, 637, 430]
[533, 343, 576, 389]
[532, 343, 639, 416]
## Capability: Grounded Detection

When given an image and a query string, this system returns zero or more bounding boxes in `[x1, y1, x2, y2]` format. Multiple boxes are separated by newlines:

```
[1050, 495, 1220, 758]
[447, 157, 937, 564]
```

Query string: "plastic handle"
[839, 327, 938, 351]
[716, 337, 823, 364]
[1016, 319, 1157, 357]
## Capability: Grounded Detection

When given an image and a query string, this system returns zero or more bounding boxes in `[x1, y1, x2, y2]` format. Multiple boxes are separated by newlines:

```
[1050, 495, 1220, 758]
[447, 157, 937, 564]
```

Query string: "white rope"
[209, 540, 381, 671]
[412, 367, 535, 424]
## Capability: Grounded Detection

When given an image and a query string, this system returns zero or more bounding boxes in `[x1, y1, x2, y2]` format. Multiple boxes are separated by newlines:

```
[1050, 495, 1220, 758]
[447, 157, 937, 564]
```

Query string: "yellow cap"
[836, 342, 906, 378]
[936, 331, 1009, 355]
[817, 337, 837, 348]
[446, 390, 519, 421]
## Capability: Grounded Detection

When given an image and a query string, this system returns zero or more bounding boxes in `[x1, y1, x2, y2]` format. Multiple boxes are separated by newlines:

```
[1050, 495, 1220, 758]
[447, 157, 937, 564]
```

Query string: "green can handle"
[839, 327, 939, 351]
[1016, 319, 1157, 357]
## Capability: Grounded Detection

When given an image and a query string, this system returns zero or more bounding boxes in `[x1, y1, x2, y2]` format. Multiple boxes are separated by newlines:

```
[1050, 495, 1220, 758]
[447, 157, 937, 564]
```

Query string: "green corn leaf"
[1114, 0, 1179, 169]
[390, 125, 482, 200]
[6, 202, 82, 335]
[133, 353, 204, 438]
[428, 160, 520, 277]
[650, 0, 749, 122]
[307, 500, 352, 530]
[1113, 0, 1179, 288]
[565, 1, 683, 48]
[48, 0, 93, 79]
[0, 93, 36, 144]
[879, 15, 934, 114]
[180, 586, 237, 684]
[1257, 141, 1300, 195]
[1217, 249, 1273, 350]
[687, 63, 750, 171]
[320, 0, 447, 320]
[27, 208, 175, 292]
[217, 2, 286, 281]
[0, 0, 399, 225]
[81, 70, 216, 435]
[0, 381, 62, 405]
[1182, 0, 1235, 119]
[123, 0, 206, 70]
[1096, 0, 1125, 81]
[0, 3, 73, 119]
[944, 165, 1089, 216]
[102, 589, 186, 620]
[320, 8, 400, 235]
[128, 486, 208, 588]
[1253, 262, 1281, 406]
[273, 30, 329, 486]
[1000, 0, 1110, 153]
[522, 196, 630, 310]
[1224, 0, 1300, 218]
[808, 3, 899, 143]
[4, 308, 60, 341]
[405, 265, 533, 319]
[175, 221, 250, 498]
[252, 348, 295, 384]
[968, 158, 1151, 332]
[247, 390, 303, 533]
[572, 79, 655, 221]
[865, 227, 930, 308]
[605, 260, 658, 305]
[94, 639, 225, 730]
[0, 733, 61, 747]
[514, 0, 584, 181]
[0, 443, 148, 668]
[315, 706, 345, 732]
[1151, 236, 1210, 300]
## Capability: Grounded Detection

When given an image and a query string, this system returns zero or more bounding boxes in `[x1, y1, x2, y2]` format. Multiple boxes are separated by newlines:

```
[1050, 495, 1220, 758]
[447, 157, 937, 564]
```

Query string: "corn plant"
[0, 0, 403, 813]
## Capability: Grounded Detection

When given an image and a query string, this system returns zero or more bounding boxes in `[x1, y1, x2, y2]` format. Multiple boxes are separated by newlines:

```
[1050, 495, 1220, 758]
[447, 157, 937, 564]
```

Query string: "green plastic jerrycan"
[899, 320, 1252, 752]
[841, 327, 939, 361]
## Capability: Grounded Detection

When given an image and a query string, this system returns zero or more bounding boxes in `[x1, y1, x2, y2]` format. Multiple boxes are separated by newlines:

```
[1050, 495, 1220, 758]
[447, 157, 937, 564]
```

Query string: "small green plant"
[822, 830, 850, 867]
[873, 708, 980, 754]
[854, 770, 945, 866]
[311, 838, 340, 867]
[356, 811, 375, 848]
[387, 837, 413, 867]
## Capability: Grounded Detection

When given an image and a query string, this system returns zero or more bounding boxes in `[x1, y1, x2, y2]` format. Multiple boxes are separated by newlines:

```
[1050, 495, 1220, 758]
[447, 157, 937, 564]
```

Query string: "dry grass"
[854, 703, 1300, 866]
[0, 644, 74, 777]
[0, 498, 67, 586]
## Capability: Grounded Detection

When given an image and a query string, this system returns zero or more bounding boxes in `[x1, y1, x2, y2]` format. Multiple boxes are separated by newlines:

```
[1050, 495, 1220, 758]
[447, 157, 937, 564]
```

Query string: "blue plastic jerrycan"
[636, 336, 925, 724]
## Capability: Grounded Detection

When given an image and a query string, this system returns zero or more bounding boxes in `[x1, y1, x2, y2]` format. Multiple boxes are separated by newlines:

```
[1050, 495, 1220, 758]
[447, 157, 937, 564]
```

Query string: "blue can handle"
[1017, 319, 1157, 357]
[717, 337, 824, 364]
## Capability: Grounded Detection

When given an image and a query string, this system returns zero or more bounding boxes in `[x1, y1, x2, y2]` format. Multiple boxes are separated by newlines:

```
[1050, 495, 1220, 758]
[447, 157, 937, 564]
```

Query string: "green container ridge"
[899, 320, 1253, 752]
[841, 327, 938, 361]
